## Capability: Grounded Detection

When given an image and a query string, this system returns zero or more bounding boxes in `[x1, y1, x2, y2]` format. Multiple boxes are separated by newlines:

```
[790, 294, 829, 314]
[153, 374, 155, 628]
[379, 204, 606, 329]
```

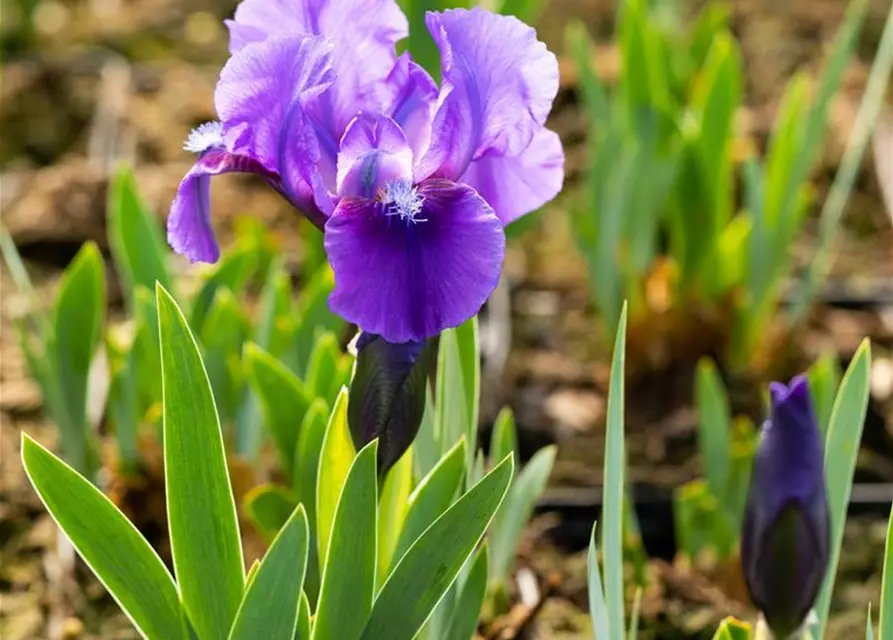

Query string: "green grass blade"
[436, 329, 468, 465]
[777, 0, 867, 240]
[814, 339, 872, 635]
[866, 604, 875, 640]
[315, 389, 356, 569]
[712, 617, 751, 639]
[22, 435, 188, 640]
[199, 288, 249, 424]
[603, 304, 628, 637]
[108, 165, 171, 300]
[490, 407, 519, 468]
[294, 399, 329, 605]
[0, 225, 48, 336]
[588, 523, 610, 640]
[443, 544, 489, 640]
[789, 2, 893, 323]
[878, 503, 893, 639]
[808, 352, 841, 439]
[156, 284, 244, 640]
[297, 593, 311, 640]
[313, 441, 379, 640]
[490, 445, 557, 585]
[393, 439, 466, 568]
[496, 0, 542, 23]
[628, 587, 642, 640]
[361, 455, 514, 640]
[377, 448, 413, 588]
[694, 358, 732, 505]
[50, 241, 105, 474]
[229, 506, 309, 640]
[244, 342, 310, 476]
[190, 243, 257, 333]
[244, 483, 297, 543]
[455, 316, 480, 458]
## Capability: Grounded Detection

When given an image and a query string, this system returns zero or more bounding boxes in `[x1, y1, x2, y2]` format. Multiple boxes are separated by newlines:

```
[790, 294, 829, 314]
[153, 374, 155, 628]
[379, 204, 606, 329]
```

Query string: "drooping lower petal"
[417, 8, 559, 181]
[380, 53, 438, 160]
[325, 179, 505, 343]
[215, 34, 335, 219]
[460, 127, 564, 225]
[168, 148, 274, 263]
[226, 0, 408, 160]
[336, 113, 413, 198]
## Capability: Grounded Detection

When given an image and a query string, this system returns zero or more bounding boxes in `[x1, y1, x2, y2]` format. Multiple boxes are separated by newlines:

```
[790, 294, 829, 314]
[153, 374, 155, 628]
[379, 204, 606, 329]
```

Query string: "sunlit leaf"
[157, 284, 244, 640]
[490, 445, 556, 586]
[361, 455, 513, 640]
[392, 439, 466, 568]
[229, 506, 309, 640]
[244, 483, 297, 543]
[377, 447, 413, 587]
[244, 342, 310, 476]
[22, 435, 187, 640]
[602, 305, 627, 637]
[315, 390, 355, 568]
[815, 340, 871, 635]
[313, 441, 378, 640]
[443, 544, 489, 640]
[108, 165, 171, 299]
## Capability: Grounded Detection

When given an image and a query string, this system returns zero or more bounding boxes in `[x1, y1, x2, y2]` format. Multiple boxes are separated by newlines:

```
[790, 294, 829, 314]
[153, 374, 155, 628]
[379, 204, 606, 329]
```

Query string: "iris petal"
[336, 113, 414, 198]
[460, 127, 564, 225]
[226, 0, 408, 155]
[417, 8, 559, 181]
[325, 179, 505, 343]
[168, 149, 273, 263]
[215, 34, 336, 221]
[380, 53, 439, 160]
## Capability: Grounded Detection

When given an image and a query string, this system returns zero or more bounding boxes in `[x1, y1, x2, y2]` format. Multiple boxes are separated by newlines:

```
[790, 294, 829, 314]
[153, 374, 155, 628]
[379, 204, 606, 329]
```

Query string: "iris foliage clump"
[4, 0, 893, 638]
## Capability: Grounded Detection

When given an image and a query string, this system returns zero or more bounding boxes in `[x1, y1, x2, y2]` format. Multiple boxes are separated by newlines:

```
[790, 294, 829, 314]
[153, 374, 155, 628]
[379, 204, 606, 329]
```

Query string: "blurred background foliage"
[2, 0, 893, 638]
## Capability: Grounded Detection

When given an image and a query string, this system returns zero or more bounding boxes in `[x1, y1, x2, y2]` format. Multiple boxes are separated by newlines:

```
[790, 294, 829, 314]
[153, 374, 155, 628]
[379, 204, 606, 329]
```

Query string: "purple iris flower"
[741, 375, 830, 638]
[168, 1, 564, 344]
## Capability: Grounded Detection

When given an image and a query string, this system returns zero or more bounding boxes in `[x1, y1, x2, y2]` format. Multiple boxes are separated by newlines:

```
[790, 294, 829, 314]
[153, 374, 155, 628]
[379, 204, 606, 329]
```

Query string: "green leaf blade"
[815, 339, 872, 634]
[361, 454, 514, 640]
[156, 284, 244, 640]
[313, 441, 379, 640]
[877, 503, 893, 640]
[490, 445, 557, 585]
[694, 358, 732, 503]
[393, 438, 467, 566]
[22, 435, 187, 640]
[315, 389, 355, 568]
[108, 165, 171, 298]
[229, 506, 309, 640]
[443, 544, 489, 640]
[244, 342, 310, 475]
[50, 241, 105, 473]
[603, 305, 628, 638]
[588, 523, 610, 640]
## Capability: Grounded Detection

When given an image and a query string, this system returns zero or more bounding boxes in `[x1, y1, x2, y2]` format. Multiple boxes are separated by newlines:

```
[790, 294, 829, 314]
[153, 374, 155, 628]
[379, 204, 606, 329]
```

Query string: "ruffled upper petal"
[380, 53, 439, 160]
[460, 127, 564, 225]
[168, 148, 274, 263]
[417, 8, 559, 181]
[325, 179, 505, 342]
[336, 113, 413, 198]
[226, 0, 408, 156]
[215, 34, 335, 220]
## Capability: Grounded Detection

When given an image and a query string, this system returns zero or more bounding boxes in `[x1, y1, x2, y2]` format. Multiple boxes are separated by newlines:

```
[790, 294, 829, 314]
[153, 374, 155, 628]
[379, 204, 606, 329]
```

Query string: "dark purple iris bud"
[347, 332, 437, 478]
[741, 375, 830, 638]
